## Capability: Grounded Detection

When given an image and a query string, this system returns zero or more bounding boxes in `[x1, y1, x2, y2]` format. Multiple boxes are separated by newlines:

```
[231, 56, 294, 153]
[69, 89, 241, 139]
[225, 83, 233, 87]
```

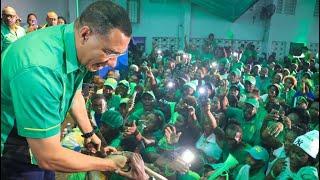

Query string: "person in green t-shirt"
[1, 6, 25, 52]
[103, 77, 121, 110]
[1, 1, 146, 179]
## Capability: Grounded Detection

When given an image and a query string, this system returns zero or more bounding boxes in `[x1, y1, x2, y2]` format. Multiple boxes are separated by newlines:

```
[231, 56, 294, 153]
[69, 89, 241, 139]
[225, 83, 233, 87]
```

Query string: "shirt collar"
[64, 22, 82, 74]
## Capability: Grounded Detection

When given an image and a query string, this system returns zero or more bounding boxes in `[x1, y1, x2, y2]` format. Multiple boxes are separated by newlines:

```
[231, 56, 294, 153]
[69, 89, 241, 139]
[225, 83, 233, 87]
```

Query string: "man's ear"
[79, 26, 91, 44]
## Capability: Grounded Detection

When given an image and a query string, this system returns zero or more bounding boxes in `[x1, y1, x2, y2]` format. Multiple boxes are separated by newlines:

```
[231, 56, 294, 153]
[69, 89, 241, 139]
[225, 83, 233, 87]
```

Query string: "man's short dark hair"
[76, 0, 132, 37]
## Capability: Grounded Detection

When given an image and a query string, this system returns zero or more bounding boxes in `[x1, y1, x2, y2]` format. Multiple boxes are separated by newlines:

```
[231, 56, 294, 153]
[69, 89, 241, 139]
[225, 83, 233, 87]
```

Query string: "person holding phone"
[25, 13, 39, 33]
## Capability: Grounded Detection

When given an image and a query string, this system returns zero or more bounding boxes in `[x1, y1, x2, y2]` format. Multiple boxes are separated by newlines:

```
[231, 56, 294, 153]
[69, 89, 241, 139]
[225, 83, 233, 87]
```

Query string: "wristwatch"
[81, 129, 95, 138]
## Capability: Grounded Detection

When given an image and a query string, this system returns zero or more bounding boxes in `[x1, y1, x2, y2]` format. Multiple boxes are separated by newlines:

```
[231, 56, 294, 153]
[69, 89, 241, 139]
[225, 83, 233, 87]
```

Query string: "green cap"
[104, 78, 118, 90]
[101, 110, 124, 129]
[184, 82, 197, 91]
[230, 68, 241, 77]
[245, 145, 269, 162]
[142, 91, 156, 100]
[244, 97, 259, 108]
[244, 76, 256, 86]
[119, 80, 130, 89]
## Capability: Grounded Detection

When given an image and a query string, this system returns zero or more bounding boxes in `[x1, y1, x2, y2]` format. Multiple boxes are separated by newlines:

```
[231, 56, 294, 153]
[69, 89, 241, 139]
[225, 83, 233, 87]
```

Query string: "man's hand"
[103, 146, 117, 154]
[84, 134, 101, 153]
[187, 106, 197, 121]
[114, 152, 149, 180]
[282, 116, 292, 129]
[267, 122, 284, 137]
[107, 153, 128, 171]
[165, 126, 181, 145]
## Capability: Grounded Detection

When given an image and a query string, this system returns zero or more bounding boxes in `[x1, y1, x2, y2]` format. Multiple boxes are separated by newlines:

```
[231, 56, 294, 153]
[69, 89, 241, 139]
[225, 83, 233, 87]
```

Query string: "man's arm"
[27, 134, 118, 172]
[69, 90, 102, 149]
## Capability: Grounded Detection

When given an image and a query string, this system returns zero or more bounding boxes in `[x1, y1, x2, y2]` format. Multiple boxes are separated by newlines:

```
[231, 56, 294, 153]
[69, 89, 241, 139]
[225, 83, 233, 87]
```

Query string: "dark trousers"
[1, 159, 55, 180]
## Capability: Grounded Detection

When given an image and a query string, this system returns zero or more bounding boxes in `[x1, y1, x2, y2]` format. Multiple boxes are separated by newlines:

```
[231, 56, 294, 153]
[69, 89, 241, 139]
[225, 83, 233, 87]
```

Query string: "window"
[276, 0, 297, 15]
[127, 0, 140, 23]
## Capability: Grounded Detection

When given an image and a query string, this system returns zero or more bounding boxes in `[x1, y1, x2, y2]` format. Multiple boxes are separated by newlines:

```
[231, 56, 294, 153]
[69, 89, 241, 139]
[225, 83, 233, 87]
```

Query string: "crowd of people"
[72, 29, 319, 179]
[1, 1, 319, 180]
[1, 6, 66, 52]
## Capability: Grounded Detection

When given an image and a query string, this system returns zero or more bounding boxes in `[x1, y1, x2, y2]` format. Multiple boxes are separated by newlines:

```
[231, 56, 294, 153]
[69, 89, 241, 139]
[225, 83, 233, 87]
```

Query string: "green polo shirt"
[1, 23, 87, 163]
[225, 107, 266, 145]
[1, 23, 26, 52]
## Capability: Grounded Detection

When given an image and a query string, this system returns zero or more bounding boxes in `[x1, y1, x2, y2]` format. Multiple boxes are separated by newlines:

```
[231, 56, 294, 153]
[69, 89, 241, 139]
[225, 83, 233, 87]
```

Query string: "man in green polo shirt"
[1, 1, 146, 179]
[1, 6, 26, 52]
[224, 98, 266, 146]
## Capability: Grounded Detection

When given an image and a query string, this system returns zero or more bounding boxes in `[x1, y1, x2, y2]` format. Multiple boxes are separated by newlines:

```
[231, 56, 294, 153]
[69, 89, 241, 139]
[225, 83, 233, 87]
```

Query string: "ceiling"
[191, 0, 259, 22]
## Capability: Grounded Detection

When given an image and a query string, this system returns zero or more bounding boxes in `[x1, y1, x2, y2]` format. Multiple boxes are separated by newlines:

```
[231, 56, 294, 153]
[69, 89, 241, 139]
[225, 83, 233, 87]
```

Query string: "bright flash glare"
[233, 52, 238, 57]
[181, 149, 195, 164]
[211, 62, 217, 67]
[167, 81, 174, 88]
[157, 50, 162, 54]
[199, 87, 206, 94]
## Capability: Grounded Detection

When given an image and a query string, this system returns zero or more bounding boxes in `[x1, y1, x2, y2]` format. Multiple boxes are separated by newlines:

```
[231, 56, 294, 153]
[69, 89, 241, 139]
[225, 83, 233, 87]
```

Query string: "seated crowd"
[64, 33, 319, 179]
[2, 5, 319, 180]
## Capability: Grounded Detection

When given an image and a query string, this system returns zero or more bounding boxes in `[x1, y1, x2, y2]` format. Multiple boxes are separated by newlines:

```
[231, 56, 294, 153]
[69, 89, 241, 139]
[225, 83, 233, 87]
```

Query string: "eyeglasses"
[2, 14, 16, 19]
[102, 48, 126, 59]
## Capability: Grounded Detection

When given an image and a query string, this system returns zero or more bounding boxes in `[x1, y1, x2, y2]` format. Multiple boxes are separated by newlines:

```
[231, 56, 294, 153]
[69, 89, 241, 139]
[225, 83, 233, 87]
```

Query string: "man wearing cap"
[266, 130, 319, 179]
[1, 1, 141, 179]
[239, 75, 256, 102]
[228, 68, 244, 93]
[115, 80, 130, 98]
[255, 67, 271, 95]
[1, 6, 25, 52]
[103, 77, 121, 110]
[224, 97, 266, 146]
[233, 145, 269, 179]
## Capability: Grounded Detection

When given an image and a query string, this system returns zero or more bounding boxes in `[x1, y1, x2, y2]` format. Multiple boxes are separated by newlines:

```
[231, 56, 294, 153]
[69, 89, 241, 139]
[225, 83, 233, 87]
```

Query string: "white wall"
[190, 4, 265, 41]
[1, 0, 318, 54]
[1, 0, 69, 25]
[268, 0, 319, 54]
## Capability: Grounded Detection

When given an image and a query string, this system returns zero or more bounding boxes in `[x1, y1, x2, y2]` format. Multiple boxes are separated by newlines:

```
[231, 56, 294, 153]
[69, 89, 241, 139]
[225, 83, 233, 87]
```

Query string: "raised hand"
[165, 126, 181, 145]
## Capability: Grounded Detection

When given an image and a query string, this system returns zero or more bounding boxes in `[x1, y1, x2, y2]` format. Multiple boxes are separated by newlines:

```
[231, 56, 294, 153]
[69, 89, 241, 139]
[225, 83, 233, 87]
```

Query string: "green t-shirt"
[1, 23, 86, 164]
[225, 107, 266, 145]
[1, 23, 26, 52]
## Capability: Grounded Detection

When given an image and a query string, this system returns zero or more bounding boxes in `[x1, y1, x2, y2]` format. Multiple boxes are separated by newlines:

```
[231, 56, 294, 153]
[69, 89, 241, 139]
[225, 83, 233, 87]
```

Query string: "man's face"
[229, 87, 239, 97]
[284, 78, 293, 89]
[142, 94, 155, 111]
[77, 28, 130, 72]
[244, 81, 254, 93]
[103, 86, 114, 97]
[46, 12, 58, 26]
[260, 68, 268, 78]
[244, 103, 256, 120]
[272, 74, 282, 84]
[225, 128, 242, 148]
[115, 84, 128, 97]
[2, 7, 17, 26]
[229, 72, 239, 84]
[91, 98, 107, 114]
[268, 86, 278, 98]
